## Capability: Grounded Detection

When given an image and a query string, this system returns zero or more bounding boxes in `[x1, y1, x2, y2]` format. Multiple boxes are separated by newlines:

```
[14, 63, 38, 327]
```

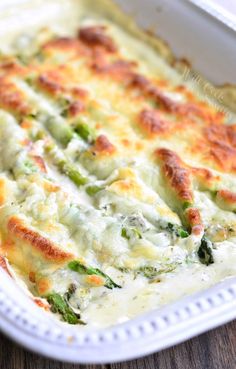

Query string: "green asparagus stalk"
[85, 185, 104, 196]
[74, 117, 96, 143]
[46, 292, 86, 325]
[45, 143, 88, 186]
[68, 260, 121, 289]
[58, 160, 88, 186]
[45, 116, 74, 146]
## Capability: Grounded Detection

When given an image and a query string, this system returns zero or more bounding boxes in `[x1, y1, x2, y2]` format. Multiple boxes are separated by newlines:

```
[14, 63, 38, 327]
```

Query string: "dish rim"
[0, 269, 236, 363]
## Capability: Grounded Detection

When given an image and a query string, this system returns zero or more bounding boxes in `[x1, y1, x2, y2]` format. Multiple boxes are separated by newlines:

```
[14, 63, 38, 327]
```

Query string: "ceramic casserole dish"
[0, 0, 235, 363]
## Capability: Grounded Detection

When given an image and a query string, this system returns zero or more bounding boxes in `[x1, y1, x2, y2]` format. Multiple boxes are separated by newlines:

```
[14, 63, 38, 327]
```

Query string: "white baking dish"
[0, 0, 236, 363]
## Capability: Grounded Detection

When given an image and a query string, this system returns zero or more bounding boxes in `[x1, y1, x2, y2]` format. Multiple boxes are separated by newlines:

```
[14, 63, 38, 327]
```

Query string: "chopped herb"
[166, 223, 189, 238]
[121, 228, 129, 239]
[31, 129, 45, 141]
[198, 236, 214, 266]
[68, 260, 121, 289]
[118, 263, 178, 279]
[22, 160, 38, 174]
[46, 292, 85, 325]
[138, 265, 177, 278]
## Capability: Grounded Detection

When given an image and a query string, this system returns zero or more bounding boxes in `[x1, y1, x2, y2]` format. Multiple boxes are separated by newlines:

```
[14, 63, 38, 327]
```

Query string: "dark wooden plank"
[0, 320, 235, 369]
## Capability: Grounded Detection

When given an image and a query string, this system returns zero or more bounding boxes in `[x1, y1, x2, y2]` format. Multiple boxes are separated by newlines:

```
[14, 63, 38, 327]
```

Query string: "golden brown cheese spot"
[33, 297, 50, 310]
[70, 86, 89, 98]
[20, 138, 31, 147]
[0, 255, 12, 277]
[175, 85, 225, 123]
[127, 73, 222, 123]
[204, 124, 236, 173]
[20, 118, 34, 130]
[42, 37, 91, 62]
[7, 216, 74, 262]
[206, 124, 236, 147]
[216, 189, 236, 211]
[191, 167, 216, 182]
[185, 208, 204, 235]
[0, 178, 6, 206]
[43, 181, 60, 193]
[209, 143, 236, 173]
[67, 100, 85, 117]
[138, 109, 169, 136]
[43, 37, 83, 53]
[37, 277, 52, 295]
[89, 47, 108, 72]
[0, 78, 30, 116]
[38, 72, 64, 95]
[170, 98, 222, 123]
[93, 134, 116, 155]
[128, 73, 150, 91]
[79, 26, 117, 53]
[29, 271, 36, 283]
[156, 148, 193, 204]
[37, 67, 89, 113]
[121, 138, 131, 147]
[109, 172, 157, 204]
[191, 167, 220, 190]
[127, 73, 179, 111]
[85, 274, 105, 287]
[0, 60, 25, 76]
[93, 59, 137, 80]
[110, 178, 142, 198]
[156, 149, 204, 233]
[218, 189, 236, 203]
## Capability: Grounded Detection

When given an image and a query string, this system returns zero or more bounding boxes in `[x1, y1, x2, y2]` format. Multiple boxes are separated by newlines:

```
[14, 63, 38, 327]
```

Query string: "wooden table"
[0, 320, 235, 369]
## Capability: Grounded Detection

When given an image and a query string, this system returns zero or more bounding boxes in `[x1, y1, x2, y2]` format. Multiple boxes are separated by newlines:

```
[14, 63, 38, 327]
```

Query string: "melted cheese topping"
[0, 7, 235, 328]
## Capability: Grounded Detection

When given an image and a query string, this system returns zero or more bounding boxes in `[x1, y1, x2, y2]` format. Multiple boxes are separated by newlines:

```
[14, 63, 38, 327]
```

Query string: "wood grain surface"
[0, 320, 235, 369]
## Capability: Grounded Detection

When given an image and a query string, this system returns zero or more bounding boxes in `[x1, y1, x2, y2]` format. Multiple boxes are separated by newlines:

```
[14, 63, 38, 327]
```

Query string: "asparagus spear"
[45, 116, 74, 146]
[165, 223, 189, 238]
[58, 160, 88, 186]
[68, 260, 121, 289]
[46, 144, 88, 186]
[46, 292, 86, 325]
[45, 114, 96, 145]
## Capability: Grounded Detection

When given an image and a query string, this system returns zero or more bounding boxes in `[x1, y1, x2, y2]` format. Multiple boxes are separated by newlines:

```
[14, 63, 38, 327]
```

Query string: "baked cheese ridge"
[0, 19, 236, 327]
